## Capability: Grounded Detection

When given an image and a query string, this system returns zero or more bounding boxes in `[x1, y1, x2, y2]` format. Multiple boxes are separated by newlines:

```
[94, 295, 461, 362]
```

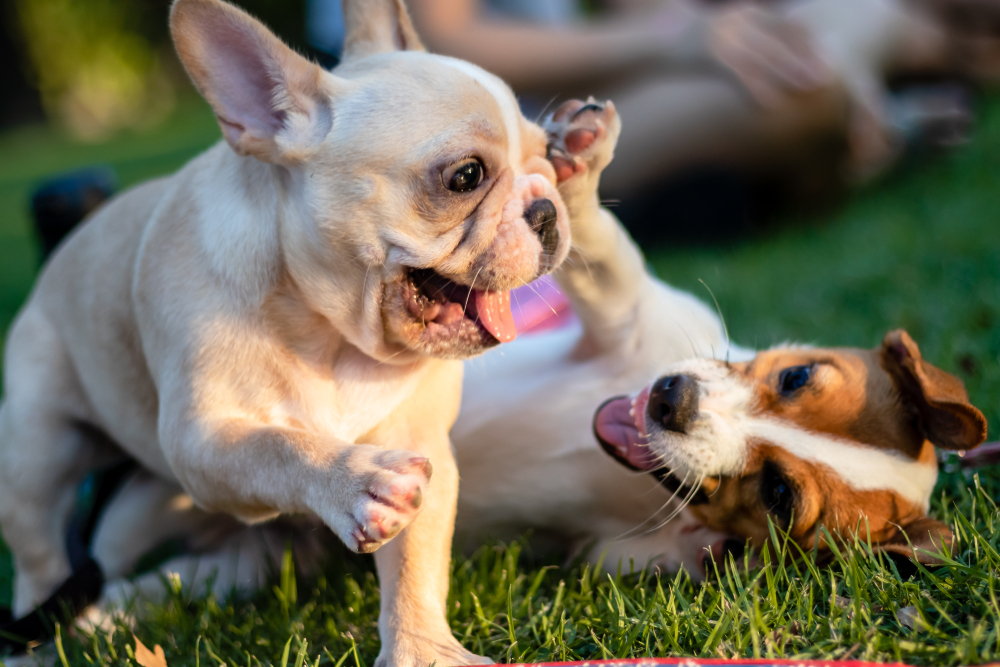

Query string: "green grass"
[1, 96, 1000, 666]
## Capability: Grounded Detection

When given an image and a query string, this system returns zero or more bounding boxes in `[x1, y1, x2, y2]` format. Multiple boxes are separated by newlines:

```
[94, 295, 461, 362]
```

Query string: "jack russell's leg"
[91, 504, 328, 628]
[544, 99, 738, 363]
[543, 100, 647, 358]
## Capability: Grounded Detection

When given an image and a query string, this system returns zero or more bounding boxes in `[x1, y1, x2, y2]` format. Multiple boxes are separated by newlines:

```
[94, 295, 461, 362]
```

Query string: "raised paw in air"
[344, 449, 432, 554]
[544, 97, 621, 185]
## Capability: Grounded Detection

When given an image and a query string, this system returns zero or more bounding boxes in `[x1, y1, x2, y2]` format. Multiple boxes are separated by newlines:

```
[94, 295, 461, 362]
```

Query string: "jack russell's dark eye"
[445, 160, 484, 193]
[778, 365, 812, 395]
[761, 463, 795, 524]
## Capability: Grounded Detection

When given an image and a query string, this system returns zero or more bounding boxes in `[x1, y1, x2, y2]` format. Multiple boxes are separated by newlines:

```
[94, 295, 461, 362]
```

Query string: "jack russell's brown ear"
[875, 516, 955, 567]
[171, 0, 335, 164]
[880, 329, 987, 451]
[341, 0, 426, 63]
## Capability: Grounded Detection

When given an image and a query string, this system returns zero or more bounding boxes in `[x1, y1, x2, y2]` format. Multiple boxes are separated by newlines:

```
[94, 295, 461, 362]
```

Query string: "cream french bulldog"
[0, 0, 569, 664]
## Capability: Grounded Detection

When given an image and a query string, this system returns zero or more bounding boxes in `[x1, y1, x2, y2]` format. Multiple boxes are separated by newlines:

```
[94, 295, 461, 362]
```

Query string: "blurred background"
[0, 0, 999, 607]
[0, 0, 309, 136]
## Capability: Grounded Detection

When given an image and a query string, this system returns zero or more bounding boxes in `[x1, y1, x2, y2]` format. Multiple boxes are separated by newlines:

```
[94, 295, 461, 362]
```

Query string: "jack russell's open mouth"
[403, 268, 518, 344]
[593, 390, 708, 504]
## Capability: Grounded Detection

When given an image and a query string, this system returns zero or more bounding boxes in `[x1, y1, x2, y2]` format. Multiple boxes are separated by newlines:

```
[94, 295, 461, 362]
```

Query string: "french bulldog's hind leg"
[544, 98, 622, 196]
[91, 470, 239, 582]
[98, 523, 289, 616]
[87, 475, 333, 631]
[0, 307, 118, 617]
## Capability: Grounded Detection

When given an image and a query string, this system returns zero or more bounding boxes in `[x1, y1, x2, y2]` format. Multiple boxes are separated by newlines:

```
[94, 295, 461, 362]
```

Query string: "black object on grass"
[31, 166, 116, 262]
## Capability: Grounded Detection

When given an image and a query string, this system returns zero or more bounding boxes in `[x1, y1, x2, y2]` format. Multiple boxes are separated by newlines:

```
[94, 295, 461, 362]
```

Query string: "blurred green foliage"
[16, 0, 176, 139]
[10, 0, 308, 139]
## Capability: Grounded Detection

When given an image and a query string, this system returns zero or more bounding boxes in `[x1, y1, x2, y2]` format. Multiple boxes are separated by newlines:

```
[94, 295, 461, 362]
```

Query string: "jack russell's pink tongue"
[593, 387, 657, 471]
[470, 289, 517, 342]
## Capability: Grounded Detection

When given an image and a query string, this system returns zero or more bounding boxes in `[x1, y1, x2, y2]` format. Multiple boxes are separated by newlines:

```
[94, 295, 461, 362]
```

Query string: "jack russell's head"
[595, 329, 987, 567]
[171, 0, 569, 362]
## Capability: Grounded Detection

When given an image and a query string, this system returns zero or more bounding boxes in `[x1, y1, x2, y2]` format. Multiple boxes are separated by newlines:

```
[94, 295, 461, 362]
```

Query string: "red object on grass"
[492, 659, 915, 667]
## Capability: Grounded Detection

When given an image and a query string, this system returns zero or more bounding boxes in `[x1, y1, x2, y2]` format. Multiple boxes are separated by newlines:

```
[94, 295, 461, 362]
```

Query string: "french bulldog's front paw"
[544, 97, 621, 185]
[342, 449, 432, 554]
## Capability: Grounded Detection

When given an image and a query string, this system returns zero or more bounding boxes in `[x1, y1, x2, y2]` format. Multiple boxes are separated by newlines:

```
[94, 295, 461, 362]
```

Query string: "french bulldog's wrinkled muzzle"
[387, 151, 570, 360]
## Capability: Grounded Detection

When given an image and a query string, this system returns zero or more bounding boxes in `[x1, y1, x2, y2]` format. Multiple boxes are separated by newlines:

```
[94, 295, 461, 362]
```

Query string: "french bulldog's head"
[171, 0, 570, 362]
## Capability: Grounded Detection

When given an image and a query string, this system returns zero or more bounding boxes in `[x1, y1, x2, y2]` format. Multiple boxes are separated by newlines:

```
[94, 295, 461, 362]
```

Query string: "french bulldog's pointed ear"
[171, 0, 335, 164]
[881, 329, 987, 451]
[341, 0, 426, 62]
[875, 516, 954, 567]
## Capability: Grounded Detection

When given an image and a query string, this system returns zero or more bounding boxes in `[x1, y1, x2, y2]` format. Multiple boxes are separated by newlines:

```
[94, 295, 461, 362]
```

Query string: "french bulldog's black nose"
[526, 198, 559, 257]
[648, 374, 699, 433]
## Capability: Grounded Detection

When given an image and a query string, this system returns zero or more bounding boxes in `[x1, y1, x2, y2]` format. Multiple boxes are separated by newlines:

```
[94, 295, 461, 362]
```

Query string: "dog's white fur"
[0, 1, 572, 665]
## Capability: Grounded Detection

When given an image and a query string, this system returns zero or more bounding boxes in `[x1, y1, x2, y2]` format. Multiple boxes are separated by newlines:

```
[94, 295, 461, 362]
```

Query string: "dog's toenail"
[356, 539, 380, 555]
[410, 457, 433, 480]
[383, 521, 402, 539]
[572, 103, 604, 120]
[409, 487, 423, 509]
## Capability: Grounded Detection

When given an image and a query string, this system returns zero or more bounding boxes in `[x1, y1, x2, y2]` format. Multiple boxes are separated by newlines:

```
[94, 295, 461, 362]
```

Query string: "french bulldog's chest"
[268, 349, 426, 444]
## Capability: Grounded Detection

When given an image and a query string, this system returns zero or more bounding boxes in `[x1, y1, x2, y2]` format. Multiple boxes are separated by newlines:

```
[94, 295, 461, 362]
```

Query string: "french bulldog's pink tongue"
[473, 289, 517, 342]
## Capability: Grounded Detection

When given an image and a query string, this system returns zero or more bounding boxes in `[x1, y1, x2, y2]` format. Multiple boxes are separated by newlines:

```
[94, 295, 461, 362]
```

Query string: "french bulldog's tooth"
[423, 302, 442, 321]
[437, 302, 465, 325]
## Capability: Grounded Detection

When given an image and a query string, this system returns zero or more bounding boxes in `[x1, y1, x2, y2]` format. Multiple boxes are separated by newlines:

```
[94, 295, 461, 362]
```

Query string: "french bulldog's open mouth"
[403, 267, 518, 345]
[593, 391, 708, 504]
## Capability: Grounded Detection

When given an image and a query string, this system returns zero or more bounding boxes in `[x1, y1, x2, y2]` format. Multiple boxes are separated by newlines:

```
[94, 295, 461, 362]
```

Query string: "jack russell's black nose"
[526, 198, 559, 257]
[648, 374, 699, 433]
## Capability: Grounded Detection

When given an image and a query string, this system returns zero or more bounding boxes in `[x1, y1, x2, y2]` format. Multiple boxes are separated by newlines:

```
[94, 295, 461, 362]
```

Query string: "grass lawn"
[0, 95, 999, 666]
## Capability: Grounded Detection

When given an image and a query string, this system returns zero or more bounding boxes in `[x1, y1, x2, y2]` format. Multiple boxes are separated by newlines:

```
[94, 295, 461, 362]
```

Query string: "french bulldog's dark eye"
[445, 160, 484, 193]
[761, 463, 795, 524]
[779, 365, 812, 395]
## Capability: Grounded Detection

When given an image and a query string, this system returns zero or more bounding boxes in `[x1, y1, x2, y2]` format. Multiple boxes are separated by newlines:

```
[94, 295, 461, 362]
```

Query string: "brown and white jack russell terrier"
[590, 331, 987, 567]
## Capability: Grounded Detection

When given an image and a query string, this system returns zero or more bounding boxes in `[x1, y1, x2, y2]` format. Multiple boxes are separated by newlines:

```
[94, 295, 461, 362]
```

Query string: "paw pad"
[544, 97, 619, 184]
